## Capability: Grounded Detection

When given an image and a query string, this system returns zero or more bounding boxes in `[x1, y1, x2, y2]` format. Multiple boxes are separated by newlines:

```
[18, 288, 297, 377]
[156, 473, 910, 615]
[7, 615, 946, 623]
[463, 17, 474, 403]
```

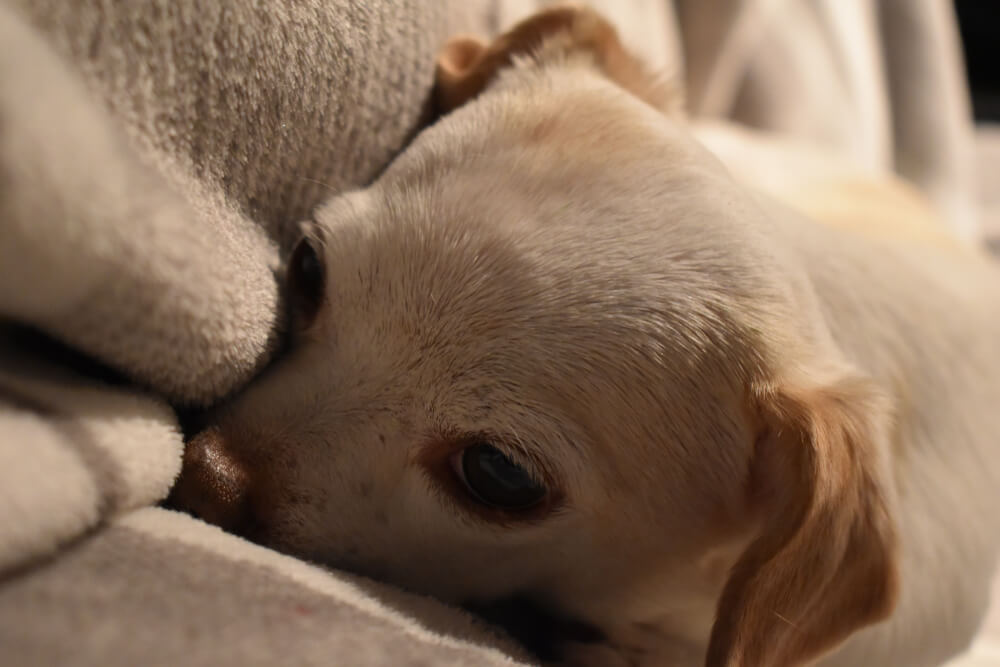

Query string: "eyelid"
[448, 449, 466, 484]
[450, 440, 547, 488]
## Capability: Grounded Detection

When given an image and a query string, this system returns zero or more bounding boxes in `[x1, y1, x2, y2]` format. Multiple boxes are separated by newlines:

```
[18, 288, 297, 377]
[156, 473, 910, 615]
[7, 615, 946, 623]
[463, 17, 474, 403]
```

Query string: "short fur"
[170, 6, 1000, 666]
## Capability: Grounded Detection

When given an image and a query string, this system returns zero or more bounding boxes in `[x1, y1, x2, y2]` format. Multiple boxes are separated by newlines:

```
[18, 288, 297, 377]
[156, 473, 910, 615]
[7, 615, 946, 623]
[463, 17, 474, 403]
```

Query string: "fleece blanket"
[0, 0, 992, 664]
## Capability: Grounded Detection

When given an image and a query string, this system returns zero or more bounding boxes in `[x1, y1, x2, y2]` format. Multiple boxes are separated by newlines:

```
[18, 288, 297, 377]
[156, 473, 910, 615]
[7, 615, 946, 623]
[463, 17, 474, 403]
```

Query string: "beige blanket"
[0, 1, 986, 664]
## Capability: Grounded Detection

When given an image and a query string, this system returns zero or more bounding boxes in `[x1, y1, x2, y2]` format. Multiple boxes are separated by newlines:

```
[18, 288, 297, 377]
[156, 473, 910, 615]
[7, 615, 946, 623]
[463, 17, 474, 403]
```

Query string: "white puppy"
[170, 7, 1000, 666]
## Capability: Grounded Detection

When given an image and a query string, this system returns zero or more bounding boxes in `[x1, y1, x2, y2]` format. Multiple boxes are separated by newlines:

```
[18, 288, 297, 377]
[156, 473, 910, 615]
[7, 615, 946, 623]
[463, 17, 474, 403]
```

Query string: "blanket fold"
[0, 332, 181, 574]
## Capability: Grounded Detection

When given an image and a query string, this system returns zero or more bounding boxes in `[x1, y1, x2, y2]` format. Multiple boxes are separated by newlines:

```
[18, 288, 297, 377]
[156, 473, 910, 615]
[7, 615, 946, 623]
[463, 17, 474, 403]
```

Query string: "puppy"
[169, 6, 1000, 666]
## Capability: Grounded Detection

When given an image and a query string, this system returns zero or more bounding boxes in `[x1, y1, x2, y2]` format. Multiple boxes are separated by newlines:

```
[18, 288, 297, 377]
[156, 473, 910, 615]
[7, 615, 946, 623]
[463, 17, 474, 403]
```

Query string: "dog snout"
[166, 427, 252, 534]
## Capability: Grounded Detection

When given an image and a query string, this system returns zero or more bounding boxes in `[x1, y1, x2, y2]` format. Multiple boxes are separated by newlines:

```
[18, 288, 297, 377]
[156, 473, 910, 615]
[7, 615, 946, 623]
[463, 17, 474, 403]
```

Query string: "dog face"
[170, 7, 897, 666]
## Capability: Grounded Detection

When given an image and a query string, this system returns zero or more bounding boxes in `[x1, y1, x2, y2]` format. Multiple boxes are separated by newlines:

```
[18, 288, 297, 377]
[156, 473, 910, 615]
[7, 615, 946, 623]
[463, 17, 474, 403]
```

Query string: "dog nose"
[166, 427, 252, 533]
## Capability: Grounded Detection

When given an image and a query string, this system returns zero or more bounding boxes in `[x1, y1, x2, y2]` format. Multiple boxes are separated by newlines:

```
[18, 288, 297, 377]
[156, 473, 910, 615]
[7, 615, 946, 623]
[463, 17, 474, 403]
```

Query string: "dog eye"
[287, 236, 325, 327]
[454, 442, 547, 510]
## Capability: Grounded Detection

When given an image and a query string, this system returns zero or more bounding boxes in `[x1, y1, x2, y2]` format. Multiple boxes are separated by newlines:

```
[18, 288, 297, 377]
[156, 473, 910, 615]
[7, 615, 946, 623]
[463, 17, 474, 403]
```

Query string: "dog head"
[170, 7, 897, 665]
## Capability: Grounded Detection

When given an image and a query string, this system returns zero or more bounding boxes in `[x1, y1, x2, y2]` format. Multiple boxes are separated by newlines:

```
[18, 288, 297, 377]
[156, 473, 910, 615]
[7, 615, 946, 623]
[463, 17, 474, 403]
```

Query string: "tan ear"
[433, 4, 680, 115]
[706, 370, 899, 667]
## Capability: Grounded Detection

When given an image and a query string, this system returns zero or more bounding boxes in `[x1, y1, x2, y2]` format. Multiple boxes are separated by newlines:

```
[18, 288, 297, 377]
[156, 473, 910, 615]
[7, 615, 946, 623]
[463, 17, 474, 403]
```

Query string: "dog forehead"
[309, 66, 786, 413]
[318, 175, 769, 395]
[319, 205, 737, 411]
[388, 64, 695, 184]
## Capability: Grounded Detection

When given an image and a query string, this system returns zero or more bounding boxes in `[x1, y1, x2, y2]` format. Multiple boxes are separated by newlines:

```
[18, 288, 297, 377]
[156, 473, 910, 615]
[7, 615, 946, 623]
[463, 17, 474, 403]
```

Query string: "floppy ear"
[706, 368, 899, 667]
[433, 4, 681, 115]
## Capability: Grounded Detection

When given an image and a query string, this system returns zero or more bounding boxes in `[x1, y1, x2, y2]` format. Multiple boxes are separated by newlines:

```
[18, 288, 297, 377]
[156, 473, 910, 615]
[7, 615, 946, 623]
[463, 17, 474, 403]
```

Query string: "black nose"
[165, 427, 253, 534]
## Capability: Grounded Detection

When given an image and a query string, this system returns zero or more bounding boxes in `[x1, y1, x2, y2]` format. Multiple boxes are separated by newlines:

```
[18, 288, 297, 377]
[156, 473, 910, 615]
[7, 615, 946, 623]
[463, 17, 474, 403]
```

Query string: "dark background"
[955, 1, 999, 121]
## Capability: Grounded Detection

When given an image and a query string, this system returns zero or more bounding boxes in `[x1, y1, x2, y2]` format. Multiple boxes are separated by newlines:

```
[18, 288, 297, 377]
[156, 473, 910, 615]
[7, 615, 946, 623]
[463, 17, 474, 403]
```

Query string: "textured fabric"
[1, 0, 524, 402]
[0, 333, 181, 573]
[0, 0, 989, 665]
[0, 509, 530, 667]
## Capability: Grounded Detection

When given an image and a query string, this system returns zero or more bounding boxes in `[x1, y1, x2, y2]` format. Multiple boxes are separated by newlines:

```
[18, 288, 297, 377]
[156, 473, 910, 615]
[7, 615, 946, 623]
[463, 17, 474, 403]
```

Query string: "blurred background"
[955, 0, 1000, 257]
[955, 1, 999, 122]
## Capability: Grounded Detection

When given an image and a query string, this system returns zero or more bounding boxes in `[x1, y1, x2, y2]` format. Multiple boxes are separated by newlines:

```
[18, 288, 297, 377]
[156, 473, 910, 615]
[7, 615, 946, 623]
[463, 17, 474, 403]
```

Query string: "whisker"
[773, 611, 800, 631]
[297, 176, 341, 196]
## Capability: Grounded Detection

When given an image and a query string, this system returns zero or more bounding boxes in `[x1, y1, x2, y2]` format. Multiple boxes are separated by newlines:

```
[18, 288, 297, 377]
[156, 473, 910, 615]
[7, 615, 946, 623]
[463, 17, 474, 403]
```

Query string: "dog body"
[695, 121, 1000, 666]
[171, 9, 1000, 666]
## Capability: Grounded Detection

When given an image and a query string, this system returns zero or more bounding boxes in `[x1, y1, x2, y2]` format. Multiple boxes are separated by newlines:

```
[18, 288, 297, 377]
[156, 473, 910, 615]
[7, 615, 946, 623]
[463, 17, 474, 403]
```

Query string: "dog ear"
[433, 4, 680, 115]
[706, 368, 899, 667]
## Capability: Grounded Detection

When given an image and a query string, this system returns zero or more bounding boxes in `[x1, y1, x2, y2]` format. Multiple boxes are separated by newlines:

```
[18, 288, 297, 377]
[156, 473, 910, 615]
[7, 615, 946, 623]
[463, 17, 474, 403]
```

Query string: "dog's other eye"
[453, 442, 547, 510]
[287, 236, 325, 327]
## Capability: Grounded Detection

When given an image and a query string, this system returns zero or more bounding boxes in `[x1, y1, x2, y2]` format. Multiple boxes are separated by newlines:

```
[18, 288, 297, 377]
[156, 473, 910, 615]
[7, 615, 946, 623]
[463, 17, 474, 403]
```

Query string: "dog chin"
[463, 593, 609, 664]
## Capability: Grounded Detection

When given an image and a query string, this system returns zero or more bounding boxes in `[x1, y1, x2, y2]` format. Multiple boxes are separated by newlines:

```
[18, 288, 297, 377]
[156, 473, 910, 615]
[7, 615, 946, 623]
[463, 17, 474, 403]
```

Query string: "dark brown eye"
[452, 442, 547, 511]
[287, 236, 325, 327]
